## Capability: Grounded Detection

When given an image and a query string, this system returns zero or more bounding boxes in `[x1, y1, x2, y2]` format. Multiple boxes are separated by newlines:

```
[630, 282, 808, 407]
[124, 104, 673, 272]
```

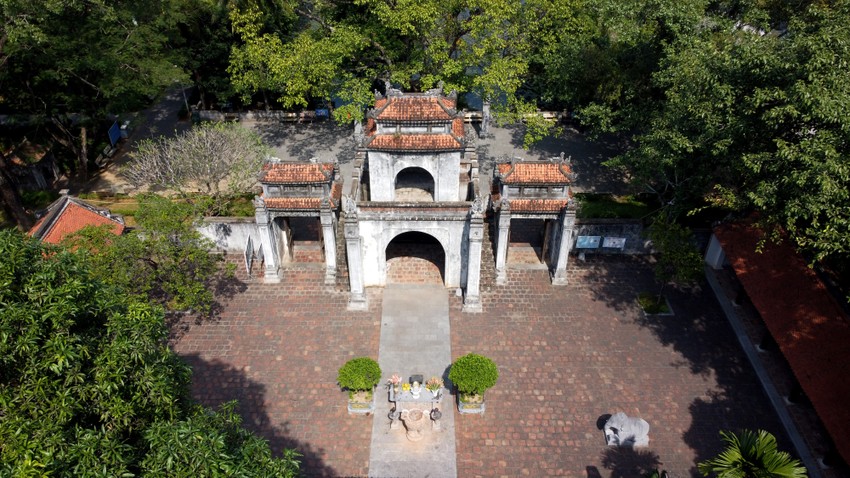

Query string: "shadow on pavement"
[600, 447, 663, 478]
[181, 353, 339, 477]
[585, 255, 788, 475]
[251, 122, 356, 164]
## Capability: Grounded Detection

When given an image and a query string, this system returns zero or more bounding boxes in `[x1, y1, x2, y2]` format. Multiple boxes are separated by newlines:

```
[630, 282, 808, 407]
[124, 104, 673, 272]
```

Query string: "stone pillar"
[551, 208, 576, 286]
[463, 212, 484, 313]
[254, 200, 281, 283]
[344, 215, 367, 310]
[320, 204, 337, 285]
[494, 206, 511, 285]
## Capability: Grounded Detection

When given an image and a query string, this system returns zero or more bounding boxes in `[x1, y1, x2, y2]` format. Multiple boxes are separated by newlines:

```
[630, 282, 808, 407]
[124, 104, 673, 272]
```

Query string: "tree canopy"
[67, 194, 232, 315]
[1, 0, 848, 270]
[124, 122, 267, 212]
[0, 229, 299, 476]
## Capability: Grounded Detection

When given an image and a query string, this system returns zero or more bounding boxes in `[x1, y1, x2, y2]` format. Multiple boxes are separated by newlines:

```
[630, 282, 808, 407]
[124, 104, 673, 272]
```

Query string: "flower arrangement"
[425, 376, 444, 392]
[402, 382, 411, 392]
[387, 374, 401, 387]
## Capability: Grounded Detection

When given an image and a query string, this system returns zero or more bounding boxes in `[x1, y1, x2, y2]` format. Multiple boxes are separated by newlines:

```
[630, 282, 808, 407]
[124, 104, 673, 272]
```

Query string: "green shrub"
[575, 193, 654, 219]
[337, 357, 382, 392]
[449, 353, 498, 395]
[21, 190, 59, 210]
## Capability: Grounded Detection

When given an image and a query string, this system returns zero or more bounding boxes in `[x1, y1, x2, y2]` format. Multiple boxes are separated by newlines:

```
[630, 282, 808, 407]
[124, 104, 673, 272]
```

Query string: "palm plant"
[698, 430, 807, 478]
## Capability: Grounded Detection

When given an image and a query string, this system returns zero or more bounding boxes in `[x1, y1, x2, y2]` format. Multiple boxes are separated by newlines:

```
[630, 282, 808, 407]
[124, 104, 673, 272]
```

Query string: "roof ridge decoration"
[555, 152, 577, 182]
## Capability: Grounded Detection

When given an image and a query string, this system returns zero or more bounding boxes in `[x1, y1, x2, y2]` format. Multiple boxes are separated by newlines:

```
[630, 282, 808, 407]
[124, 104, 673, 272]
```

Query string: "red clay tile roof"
[452, 117, 465, 138]
[508, 198, 570, 212]
[263, 197, 324, 210]
[374, 96, 455, 121]
[368, 134, 462, 151]
[29, 196, 124, 245]
[261, 163, 333, 184]
[498, 163, 573, 185]
[263, 181, 343, 211]
[331, 181, 342, 204]
[714, 222, 850, 464]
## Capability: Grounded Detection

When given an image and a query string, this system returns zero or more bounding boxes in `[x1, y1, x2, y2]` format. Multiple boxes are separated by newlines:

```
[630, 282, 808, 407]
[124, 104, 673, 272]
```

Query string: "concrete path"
[369, 284, 457, 478]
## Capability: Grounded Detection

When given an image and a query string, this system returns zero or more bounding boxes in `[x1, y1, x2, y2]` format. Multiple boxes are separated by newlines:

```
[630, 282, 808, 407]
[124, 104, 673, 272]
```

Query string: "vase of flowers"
[387, 373, 402, 395]
[425, 376, 443, 397]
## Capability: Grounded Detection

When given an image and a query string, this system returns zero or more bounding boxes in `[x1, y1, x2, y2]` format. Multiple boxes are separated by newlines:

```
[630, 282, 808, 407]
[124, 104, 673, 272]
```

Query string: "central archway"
[385, 231, 445, 285]
[394, 167, 434, 201]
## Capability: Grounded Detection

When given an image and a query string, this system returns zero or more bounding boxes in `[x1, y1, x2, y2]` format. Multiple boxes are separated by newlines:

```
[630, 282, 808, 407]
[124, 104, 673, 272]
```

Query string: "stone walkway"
[369, 284, 457, 478]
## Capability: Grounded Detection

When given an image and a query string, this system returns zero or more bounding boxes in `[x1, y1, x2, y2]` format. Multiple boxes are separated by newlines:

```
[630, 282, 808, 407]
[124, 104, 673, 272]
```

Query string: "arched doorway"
[385, 231, 445, 285]
[394, 167, 434, 201]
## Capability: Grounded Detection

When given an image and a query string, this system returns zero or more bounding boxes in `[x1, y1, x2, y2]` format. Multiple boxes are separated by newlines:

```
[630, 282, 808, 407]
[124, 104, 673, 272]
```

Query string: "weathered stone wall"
[357, 214, 468, 288]
[368, 151, 462, 202]
[572, 219, 650, 254]
[198, 217, 259, 251]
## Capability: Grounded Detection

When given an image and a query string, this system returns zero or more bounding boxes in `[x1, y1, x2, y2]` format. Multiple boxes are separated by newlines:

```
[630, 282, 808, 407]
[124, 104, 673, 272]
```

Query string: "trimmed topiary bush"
[449, 353, 499, 396]
[337, 357, 382, 392]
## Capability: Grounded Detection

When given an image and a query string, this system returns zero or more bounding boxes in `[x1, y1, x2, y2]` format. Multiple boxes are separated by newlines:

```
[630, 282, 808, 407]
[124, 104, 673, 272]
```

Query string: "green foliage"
[20, 189, 59, 210]
[610, 1, 850, 267]
[142, 402, 300, 477]
[698, 429, 807, 478]
[337, 357, 382, 392]
[67, 194, 230, 314]
[645, 216, 704, 289]
[637, 292, 671, 315]
[449, 353, 499, 395]
[0, 230, 299, 475]
[0, 229, 185, 474]
[576, 193, 655, 219]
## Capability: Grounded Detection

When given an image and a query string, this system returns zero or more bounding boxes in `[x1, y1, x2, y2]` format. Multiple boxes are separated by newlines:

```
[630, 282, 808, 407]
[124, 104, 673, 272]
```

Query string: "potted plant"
[338, 357, 382, 415]
[449, 353, 498, 414]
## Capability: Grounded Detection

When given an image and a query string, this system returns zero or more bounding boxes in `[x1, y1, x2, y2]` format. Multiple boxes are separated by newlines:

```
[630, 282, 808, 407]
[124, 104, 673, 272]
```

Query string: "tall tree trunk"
[78, 126, 88, 179]
[0, 151, 33, 229]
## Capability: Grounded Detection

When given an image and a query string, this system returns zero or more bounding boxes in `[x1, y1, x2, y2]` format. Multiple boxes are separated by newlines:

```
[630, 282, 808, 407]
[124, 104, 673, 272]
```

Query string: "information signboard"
[576, 236, 601, 249]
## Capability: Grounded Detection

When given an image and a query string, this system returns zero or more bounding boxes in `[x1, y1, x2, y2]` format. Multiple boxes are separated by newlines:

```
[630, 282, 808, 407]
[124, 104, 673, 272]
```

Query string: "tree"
[124, 122, 267, 212]
[607, 1, 850, 267]
[227, 0, 583, 147]
[68, 194, 232, 315]
[645, 215, 704, 292]
[698, 429, 807, 478]
[0, 230, 300, 475]
[0, 149, 31, 228]
[0, 0, 187, 178]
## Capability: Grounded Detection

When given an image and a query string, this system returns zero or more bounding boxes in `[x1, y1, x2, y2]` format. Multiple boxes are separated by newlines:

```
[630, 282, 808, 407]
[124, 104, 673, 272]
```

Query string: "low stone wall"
[573, 218, 650, 255]
[198, 217, 258, 251]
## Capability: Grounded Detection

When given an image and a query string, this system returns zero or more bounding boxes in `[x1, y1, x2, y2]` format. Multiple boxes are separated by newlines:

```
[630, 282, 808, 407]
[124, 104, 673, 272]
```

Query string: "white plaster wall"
[367, 151, 461, 202]
[358, 218, 467, 288]
[198, 218, 259, 251]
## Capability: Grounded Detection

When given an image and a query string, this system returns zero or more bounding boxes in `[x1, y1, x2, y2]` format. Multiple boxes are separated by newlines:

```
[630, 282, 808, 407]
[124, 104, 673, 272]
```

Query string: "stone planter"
[638, 293, 674, 317]
[347, 389, 375, 415]
[457, 393, 486, 415]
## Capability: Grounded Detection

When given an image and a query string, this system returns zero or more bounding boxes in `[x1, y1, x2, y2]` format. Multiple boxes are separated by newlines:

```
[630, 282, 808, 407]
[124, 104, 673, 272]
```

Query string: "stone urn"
[400, 409, 427, 442]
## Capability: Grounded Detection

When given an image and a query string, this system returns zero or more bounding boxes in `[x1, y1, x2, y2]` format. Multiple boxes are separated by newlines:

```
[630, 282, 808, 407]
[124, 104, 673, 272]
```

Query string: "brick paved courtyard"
[171, 255, 786, 477]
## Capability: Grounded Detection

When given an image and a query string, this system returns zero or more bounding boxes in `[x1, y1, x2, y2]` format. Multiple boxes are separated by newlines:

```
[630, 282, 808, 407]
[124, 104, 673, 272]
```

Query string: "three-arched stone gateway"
[254, 86, 576, 312]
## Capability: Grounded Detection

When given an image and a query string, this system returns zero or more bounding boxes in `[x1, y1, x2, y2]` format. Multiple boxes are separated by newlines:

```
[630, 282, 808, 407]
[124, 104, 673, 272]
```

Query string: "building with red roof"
[707, 222, 850, 471]
[29, 195, 125, 245]
[491, 155, 577, 285]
